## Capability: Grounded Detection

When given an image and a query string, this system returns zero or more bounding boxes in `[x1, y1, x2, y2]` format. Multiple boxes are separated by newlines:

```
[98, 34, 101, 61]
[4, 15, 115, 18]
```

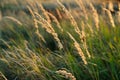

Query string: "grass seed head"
[103, 8, 115, 27]
[56, 69, 76, 80]
[67, 32, 87, 64]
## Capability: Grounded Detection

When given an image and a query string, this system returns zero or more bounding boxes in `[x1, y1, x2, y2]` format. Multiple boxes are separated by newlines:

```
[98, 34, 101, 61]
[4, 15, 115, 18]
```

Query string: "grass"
[0, 0, 120, 80]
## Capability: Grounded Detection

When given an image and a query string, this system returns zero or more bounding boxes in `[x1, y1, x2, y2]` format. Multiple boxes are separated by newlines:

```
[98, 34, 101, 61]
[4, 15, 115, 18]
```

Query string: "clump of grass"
[37, 3, 51, 23]
[75, 0, 88, 20]
[27, 5, 63, 50]
[57, 0, 80, 34]
[34, 12, 63, 50]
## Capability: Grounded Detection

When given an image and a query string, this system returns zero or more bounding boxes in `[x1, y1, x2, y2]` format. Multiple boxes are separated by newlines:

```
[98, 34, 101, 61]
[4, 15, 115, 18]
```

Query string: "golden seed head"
[56, 70, 76, 80]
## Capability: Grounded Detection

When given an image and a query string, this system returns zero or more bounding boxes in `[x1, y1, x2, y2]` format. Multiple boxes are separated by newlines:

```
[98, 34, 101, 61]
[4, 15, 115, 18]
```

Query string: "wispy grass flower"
[56, 69, 76, 80]
[67, 32, 87, 65]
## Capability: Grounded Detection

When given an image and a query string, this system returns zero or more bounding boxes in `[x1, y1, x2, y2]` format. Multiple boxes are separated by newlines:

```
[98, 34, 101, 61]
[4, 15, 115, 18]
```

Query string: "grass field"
[0, 0, 120, 80]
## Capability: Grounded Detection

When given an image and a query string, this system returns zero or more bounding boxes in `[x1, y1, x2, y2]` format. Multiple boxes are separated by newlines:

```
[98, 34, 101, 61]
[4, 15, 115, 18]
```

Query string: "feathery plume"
[46, 11, 63, 32]
[81, 22, 91, 58]
[57, 0, 81, 38]
[103, 8, 115, 27]
[37, 3, 51, 23]
[89, 3, 99, 30]
[67, 32, 87, 65]
[75, 0, 88, 20]
[56, 8, 62, 19]
[56, 69, 76, 80]
[3, 16, 22, 25]
[34, 12, 63, 50]
[27, 6, 46, 43]
[108, 1, 114, 12]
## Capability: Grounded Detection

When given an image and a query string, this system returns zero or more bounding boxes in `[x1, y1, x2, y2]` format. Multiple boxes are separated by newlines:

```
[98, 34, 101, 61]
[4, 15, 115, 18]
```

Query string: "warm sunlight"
[0, 0, 120, 80]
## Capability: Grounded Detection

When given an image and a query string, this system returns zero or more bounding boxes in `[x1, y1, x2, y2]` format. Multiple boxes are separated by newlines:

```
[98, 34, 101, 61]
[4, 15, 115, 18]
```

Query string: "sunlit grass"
[0, 0, 120, 80]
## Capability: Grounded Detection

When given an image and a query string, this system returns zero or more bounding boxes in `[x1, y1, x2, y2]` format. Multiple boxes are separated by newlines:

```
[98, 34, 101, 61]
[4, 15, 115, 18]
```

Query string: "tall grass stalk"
[81, 22, 91, 58]
[108, 1, 114, 12]
[27, 6, 46, 43]
[46, 11, 63, 32]
[37, 3, 51, 23]
[34, 12, 63, 50]
[0, 72, 7, 80]
[103, 8, 115, 27]
[67, 32, 87, 65]
[89, 3, 99, 30]
[57, 0, 82, 39]
[75, 0, 88, 20]
[56, 8, 62, 19]
[3, 16, 22, 26]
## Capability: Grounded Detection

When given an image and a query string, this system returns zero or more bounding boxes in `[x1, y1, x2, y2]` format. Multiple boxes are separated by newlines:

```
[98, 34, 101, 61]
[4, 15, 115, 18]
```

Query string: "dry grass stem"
[87, 23, 93, 34]
[56, 9, 62, 19]
[34, 19, 46, 43]
[74, 41, 87, 64]
[37, 3, 51, 23]
[89, 3, 99, 30]
[46, 11, 63, 31]
[108, 1, 114, 12]
[103, 8, 115, 27]
[57, 0, 78, 27]
[3, 16, 22, 25]
[27, 6, 38, 29]
[57, 0, 82, 38]
[27, 6, 35, 18]
[0, 39, 11, 49]
[27, 5, 63, 49]
[35, 29, 46, 43]
[34, 12, 63, 50]
[0, 72, 7, 80]
[27, 7, 46, 43]
[34, 19, 39, 29]
[75, 0, 88, 20]
[81, 22, 91, 58]
[67, 32, 87, 65]
[115, 11, 120, 23]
